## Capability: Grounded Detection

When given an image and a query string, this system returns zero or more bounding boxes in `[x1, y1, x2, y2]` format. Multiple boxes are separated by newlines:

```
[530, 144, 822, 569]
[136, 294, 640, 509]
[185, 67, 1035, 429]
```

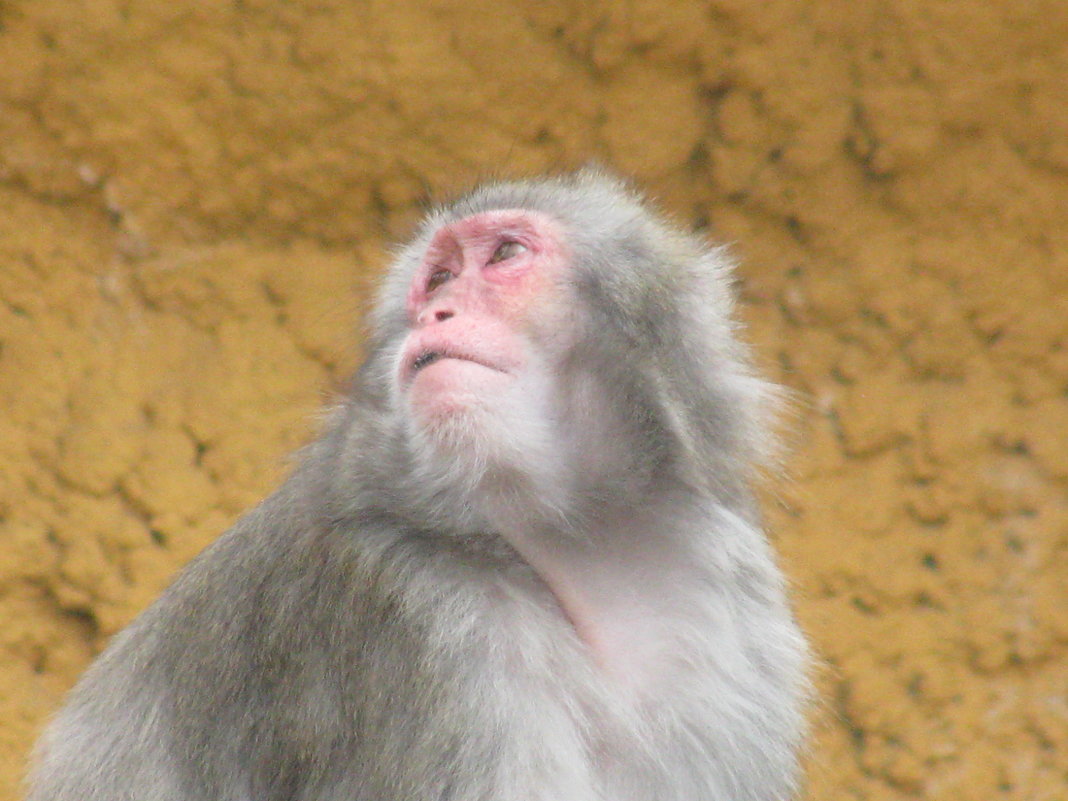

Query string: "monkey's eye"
[426, 269, 453, 293]
[488, 240, 527, 265]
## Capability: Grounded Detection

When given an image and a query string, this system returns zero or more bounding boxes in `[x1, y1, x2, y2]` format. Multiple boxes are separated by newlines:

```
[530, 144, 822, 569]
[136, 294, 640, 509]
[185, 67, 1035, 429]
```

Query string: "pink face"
[397, 209, 570, 420]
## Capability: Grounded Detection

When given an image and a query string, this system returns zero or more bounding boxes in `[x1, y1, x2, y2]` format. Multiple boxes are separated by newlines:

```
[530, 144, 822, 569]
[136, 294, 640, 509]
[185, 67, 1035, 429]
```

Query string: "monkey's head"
[359, 172, 774, 531]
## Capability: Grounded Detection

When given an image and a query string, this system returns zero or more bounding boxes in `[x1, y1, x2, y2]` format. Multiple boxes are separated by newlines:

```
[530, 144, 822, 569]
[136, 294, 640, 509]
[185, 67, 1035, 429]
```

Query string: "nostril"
[434, 310, 454, 322]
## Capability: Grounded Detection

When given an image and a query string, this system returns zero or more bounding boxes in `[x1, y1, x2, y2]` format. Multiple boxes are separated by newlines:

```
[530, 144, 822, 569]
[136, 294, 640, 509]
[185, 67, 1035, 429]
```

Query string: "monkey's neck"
[493, 495, 708, 691]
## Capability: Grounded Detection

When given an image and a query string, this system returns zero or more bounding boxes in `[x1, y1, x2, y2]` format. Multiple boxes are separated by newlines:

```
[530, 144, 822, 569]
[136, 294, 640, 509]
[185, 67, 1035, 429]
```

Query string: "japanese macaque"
[28, 172, 808, 801]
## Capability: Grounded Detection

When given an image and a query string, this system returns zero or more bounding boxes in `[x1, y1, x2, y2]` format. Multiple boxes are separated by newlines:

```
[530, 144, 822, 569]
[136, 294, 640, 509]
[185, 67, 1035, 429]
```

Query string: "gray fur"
[28, 172, 808, 801]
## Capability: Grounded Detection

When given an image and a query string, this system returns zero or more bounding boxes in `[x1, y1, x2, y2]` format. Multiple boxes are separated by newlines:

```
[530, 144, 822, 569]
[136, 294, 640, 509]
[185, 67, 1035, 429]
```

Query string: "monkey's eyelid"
[426, 269, 454, 293]
[487, 240, 528, 265]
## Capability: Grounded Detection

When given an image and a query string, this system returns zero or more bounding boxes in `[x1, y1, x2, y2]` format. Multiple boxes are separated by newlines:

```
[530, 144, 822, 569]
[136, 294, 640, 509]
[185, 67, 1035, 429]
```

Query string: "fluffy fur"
[28, 172, 808, 801]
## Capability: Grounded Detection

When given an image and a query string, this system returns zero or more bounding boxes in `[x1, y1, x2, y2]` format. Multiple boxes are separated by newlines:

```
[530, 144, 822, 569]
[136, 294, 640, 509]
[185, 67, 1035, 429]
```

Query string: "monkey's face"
[393, 210, 576, 487]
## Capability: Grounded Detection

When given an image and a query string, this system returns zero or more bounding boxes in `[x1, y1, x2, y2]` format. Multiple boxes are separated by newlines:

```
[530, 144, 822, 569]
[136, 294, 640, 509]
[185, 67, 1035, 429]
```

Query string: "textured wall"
[2, 1, 1067, 798]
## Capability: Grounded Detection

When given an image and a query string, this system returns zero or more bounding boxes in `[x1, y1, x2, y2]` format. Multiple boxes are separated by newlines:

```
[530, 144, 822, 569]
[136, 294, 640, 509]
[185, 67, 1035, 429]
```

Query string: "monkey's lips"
[400, 325, 522, 392]
[406, 349, 509, 381]
[404, 348, 513, 418]
[411, 351, 447, 371]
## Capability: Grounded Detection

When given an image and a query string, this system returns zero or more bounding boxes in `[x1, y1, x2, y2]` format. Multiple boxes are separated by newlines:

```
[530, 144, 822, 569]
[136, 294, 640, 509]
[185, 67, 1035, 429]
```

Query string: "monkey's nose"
[418, 307, 454, 326]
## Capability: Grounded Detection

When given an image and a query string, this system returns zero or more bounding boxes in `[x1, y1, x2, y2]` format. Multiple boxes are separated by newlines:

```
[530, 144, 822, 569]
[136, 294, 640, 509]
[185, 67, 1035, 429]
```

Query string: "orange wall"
[2, 2, 1066, 798]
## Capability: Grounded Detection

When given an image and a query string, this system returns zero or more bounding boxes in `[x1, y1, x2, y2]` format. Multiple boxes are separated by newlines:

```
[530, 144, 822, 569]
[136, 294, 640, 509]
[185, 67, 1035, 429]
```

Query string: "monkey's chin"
[404, 364, 564, 511]
[407, 358, 512, 421]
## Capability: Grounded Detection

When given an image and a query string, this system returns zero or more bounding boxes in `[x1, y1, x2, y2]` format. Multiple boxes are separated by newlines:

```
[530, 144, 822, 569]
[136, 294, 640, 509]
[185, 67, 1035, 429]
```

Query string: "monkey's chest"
[388, 581, 692, 798]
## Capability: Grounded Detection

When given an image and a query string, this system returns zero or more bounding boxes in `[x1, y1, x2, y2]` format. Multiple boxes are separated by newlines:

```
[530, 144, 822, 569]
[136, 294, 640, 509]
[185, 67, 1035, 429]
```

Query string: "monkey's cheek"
[407, 359, 512, 422]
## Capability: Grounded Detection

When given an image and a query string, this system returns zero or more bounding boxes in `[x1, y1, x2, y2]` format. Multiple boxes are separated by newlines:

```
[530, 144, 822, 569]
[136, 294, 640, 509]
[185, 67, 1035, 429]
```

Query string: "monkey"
[27, 171, 808, 801]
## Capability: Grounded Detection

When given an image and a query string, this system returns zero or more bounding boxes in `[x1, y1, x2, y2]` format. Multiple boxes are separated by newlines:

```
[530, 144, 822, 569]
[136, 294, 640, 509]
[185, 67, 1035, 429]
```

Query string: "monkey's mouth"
[409, 349, 505, 376]
[412, 351, 443, 371]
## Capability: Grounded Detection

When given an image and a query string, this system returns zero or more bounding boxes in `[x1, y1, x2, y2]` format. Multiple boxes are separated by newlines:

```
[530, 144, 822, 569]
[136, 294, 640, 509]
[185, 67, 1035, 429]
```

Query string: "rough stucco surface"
[2, 1, 1067, 798]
